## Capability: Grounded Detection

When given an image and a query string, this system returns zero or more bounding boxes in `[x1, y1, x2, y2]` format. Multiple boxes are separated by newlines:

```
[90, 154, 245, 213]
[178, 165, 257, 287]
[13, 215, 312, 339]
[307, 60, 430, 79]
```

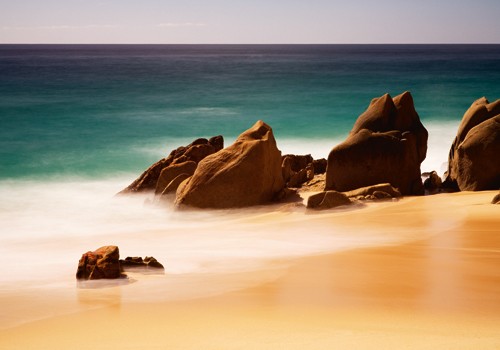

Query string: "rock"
[326, 92, 428, 196]
[281, 154, 319, 188]
[161, 173, 192, 197]
[306, 191, 352, 210]
[492, 192, 500, 204]
[423, 171, 443, 193]
[76, 246, 122, 280]
[342, 183, 402, 198]
[119, 136, 223, 194]
[299, 173, 326, 193]
[175, 120, 285, 208]
[445, 98, 500, 191]
[282, 156, 293, 183]
[306, 163, 315, 181]
[274, 187, 301, 202]
[172, 143, 216, 165]
[288, 168, 309, 188]
[144, 256, 164, 269]
[155, 161, 197, 194]
[119, 256, 164, 270]
[312, 158, 327, 174]
[282, 154, 314, 172]
[372, 191, 392, 200]
[208, 135, 224, 152]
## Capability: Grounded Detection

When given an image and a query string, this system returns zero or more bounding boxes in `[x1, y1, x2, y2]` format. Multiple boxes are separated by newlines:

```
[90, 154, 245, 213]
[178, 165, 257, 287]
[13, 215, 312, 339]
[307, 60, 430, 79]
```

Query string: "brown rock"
[372, 191, 392, 200]
[155, 161, 197, 194]
[282, 154, 314, 172]
[306, 163, 315, 181]
[282, 156, 293, 183]
[119, 136, 223, 194]
[281, 154, 318, 188]
[423, 171, 443, 193]
[445, 98, 500, 191]
[298, 173, 326, 193]
[307, 191, 352, 210]
[76, 246, 122, 280]
[172, 143, 216, 165]
[175, 120, 285, 208]
[161, 173, 192, 197]
[326, 92, 428, 196]
[288, 168, 309, 188]
[209, 135, 224, 152]
[492, 192, 500, 204]
[119, 256, 164, 270]
[312, 158, 327, 174]
[342, 183, 402, 198]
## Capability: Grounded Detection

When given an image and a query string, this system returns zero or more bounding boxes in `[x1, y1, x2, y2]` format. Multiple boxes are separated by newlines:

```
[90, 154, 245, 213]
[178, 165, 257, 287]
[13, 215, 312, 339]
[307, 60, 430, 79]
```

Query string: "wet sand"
[1, 191, 499, 349]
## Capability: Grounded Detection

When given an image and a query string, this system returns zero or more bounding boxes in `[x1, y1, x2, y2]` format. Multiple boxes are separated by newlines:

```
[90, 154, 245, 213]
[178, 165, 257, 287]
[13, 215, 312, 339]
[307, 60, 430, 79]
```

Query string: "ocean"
[0, 44, 498, 327]
[2, 44, 500, 179]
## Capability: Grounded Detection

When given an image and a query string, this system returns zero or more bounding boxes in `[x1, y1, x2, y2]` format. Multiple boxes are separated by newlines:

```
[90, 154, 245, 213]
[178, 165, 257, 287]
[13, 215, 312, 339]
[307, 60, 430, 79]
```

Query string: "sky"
[1, 0, 499, 44]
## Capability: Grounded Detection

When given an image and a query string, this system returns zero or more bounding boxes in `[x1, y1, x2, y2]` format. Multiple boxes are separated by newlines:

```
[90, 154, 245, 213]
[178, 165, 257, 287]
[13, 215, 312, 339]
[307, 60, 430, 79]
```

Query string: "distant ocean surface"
[1, 44, 500, 180]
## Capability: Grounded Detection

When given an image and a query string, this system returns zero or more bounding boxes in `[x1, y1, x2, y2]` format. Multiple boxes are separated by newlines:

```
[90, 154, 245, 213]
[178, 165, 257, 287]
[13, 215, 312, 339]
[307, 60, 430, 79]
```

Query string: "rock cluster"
[119, 92, 499, 211]
[282, 154, 327, 188]
[306, 183, 401, 210]
[76, 246, 164, 280]
[326, 92, 428, 196]
[120, 136, 224, 195]
[444, 97, 500, 191]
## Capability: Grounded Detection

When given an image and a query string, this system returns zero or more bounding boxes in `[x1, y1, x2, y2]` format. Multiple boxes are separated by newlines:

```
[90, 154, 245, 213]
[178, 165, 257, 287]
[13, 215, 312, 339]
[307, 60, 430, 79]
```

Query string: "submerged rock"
[175, 120, 285, 209]
[76, 247, 166, 280]
[445, 97, 500, 191]
[326, 92, 428, 196]
[120, 256, 165, 270]
[76, 245, 122, 280]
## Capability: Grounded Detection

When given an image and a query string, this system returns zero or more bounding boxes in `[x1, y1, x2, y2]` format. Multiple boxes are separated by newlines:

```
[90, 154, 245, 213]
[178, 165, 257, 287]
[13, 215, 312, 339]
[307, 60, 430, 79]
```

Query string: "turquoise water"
[1, 44, 499, 179]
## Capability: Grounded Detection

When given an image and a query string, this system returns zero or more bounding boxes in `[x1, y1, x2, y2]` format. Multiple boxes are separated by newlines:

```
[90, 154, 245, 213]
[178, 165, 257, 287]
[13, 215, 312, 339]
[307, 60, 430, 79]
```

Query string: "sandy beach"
[0, 190, 499, 349]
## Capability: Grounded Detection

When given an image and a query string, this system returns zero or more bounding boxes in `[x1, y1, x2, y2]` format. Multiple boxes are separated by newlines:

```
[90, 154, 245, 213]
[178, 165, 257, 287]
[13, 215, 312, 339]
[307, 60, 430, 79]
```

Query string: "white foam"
[421, 120, 460, 176]
[0, 121, 459, 296]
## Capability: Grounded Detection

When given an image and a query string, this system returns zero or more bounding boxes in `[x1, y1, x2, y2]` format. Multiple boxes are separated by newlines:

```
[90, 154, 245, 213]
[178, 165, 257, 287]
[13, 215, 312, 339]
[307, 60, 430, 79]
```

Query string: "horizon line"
[1, 42, 500, 45]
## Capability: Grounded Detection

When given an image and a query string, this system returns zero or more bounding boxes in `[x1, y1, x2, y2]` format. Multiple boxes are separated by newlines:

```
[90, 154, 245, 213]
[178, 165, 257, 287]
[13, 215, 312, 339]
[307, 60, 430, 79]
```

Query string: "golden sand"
[1, 191, 499, 349]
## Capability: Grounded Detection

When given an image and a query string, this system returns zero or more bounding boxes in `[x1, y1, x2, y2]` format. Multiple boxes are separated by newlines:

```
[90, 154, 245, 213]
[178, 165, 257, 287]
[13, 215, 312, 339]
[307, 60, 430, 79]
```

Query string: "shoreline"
[1, 191, 499, 348]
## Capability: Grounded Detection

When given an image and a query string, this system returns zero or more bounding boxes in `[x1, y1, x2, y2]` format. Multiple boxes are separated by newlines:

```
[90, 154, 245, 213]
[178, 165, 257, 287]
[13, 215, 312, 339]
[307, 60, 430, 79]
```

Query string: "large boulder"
[119, 136, 223, 194]
[175, 120, 285, 208]
[326, 92, 428, 196]
[445, 98, 500, 191]
[76, 246, 122, 280]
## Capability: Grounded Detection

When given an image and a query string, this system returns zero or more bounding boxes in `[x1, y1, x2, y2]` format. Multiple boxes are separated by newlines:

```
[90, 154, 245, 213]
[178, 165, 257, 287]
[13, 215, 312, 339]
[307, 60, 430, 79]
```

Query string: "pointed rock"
[326, 92, 427, 195]
[175, 120, 285, 208]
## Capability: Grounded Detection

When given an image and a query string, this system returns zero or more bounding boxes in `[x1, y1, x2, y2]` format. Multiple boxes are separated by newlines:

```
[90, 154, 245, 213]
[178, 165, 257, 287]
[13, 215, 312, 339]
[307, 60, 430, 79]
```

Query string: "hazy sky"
[1, 0, 499, 44]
